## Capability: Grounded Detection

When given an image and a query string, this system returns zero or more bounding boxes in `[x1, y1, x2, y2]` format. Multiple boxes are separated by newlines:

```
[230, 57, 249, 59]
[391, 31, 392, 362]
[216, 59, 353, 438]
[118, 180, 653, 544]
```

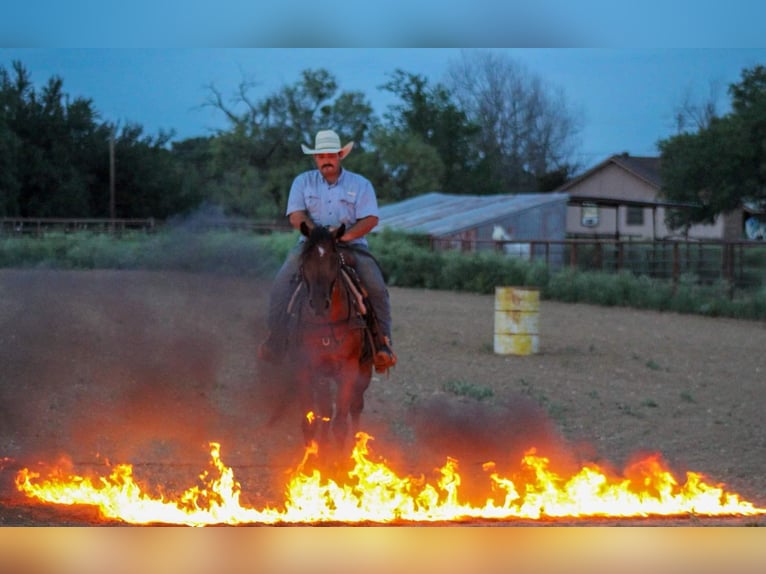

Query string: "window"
[626, 206, 644, 225]
[581, 204, 599, 227]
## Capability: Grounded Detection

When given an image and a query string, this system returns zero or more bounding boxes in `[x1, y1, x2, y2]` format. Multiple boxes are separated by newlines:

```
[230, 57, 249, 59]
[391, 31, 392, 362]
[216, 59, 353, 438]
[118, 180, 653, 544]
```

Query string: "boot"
[374, 336, 397, 373]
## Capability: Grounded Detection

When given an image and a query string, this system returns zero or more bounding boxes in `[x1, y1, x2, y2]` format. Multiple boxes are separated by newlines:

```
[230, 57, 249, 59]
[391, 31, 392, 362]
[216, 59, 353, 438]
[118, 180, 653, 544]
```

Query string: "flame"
[15, 433, 765, 526]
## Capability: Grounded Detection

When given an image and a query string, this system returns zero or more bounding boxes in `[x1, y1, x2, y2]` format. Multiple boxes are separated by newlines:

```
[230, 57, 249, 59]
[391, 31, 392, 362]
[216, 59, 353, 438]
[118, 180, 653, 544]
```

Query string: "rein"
[294, 246, 365, 334]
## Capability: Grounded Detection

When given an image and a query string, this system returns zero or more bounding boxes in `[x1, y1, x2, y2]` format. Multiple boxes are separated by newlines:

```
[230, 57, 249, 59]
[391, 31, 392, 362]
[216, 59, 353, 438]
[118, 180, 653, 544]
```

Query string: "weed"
[617, 402, 645, 418]
[680, 391, 695, 403]
[442, 379, 494, 401]
[404, 391, 419, 406]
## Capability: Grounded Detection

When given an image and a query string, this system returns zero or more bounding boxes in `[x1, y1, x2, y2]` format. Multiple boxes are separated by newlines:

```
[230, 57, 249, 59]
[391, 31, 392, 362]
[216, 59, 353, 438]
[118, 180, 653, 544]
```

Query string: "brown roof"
[557, 153, 662, 192]
[611, 155, 662, 188]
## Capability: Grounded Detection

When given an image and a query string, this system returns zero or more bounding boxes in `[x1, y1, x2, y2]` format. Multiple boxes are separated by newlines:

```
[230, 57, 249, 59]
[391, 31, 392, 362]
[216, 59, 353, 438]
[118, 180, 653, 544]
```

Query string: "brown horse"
[286, 222, 373, 449]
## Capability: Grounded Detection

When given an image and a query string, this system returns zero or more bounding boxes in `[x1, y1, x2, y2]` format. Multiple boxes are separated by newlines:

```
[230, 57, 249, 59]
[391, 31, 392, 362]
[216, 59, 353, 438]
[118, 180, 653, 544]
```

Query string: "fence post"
[616, 242, 624, 272]
[726, 243, 735, 299]
[595, 242, 602, 271]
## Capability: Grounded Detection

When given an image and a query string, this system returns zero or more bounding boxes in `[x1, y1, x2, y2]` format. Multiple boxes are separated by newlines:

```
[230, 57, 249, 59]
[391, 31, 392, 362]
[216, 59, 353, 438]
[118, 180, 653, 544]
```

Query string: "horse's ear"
[300, 221, 311, 238]
[335, 224, 346, 241]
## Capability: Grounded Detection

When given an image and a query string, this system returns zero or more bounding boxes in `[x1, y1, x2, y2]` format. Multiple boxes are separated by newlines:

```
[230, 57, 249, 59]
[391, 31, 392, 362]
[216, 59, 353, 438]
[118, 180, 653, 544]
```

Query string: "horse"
[285, 222, 374, 451]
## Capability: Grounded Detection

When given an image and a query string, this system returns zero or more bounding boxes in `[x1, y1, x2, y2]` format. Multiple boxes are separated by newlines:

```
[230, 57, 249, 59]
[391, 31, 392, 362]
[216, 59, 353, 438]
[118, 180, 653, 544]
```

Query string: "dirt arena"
[1, 268, 765, 525]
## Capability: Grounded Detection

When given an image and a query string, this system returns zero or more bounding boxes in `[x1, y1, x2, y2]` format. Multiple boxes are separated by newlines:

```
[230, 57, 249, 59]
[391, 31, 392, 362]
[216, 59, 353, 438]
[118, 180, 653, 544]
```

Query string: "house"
[376, 192, 568, 262]
[557, 154, 742, 240]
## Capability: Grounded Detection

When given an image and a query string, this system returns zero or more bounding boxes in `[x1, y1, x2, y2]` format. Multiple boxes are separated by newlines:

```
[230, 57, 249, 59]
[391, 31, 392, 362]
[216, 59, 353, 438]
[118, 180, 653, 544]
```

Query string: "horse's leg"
[350, 361, 372, 434]
[332, 360, 361, 451]
[314, 376, 333, 447]
[297, 368, 318, 446]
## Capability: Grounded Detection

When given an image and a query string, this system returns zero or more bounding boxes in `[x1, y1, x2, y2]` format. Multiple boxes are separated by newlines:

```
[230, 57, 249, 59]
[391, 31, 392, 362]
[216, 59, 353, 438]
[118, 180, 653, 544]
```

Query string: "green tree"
[368, 127, 444, 202]
[204, 69, 377, 217]
[171, 136, 216, 215]
[659, 65, 766, 229]
[0, 116, 21, 216]
[0, 62, 98, 216]
[380, 69, 478, 195]
[1, 61, 191, 220]
[107, 123, 192, 218]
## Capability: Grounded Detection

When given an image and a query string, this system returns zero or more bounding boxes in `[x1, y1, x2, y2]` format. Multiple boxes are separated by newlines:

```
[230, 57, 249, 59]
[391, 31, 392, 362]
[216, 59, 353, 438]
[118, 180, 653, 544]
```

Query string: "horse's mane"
[301, 225, 336, 257]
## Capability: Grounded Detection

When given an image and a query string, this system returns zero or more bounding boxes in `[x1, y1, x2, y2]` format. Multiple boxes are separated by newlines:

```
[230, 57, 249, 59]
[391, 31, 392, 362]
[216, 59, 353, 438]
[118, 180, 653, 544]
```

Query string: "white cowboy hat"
[301, 129, 354, 157]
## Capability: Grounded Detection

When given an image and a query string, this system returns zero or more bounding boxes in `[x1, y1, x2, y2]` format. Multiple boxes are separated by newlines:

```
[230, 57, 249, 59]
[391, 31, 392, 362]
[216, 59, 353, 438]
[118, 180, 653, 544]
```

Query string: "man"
[258, 129, 397, 372]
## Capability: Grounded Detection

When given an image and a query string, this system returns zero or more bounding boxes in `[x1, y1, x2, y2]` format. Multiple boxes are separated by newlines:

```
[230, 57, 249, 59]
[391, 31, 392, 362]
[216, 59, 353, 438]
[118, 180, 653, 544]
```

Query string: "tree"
[203, 69, 377, 217]
[445, 50, 582, 193]
[1, 61, 190, 219]
[659, 65, 766, 229]
[0, 62, 98, 216]
[368, 127, 444, 202]
[106, 123, 193, 219]
[380, 69, 478, 195]
[673, 80, 723, 134]
[0, 117, 21, 216]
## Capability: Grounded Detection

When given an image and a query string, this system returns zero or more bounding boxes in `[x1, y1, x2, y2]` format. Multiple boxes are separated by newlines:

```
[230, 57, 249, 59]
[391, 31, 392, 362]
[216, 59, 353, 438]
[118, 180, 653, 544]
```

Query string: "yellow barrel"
[494, 286, 540, 355]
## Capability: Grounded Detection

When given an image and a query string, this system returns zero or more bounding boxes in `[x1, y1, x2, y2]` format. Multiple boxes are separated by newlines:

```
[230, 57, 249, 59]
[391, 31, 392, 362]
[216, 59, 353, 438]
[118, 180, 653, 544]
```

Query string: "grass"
[645, 359, 662, 371]
[442, 379, 494, 401]
[3, 229, 766, 320]
[680, 391, 696, 403]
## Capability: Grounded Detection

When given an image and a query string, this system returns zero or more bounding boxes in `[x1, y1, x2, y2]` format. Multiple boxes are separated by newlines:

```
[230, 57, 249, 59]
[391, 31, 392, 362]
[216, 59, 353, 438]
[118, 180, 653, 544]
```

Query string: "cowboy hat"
[301, 129, 354, 156]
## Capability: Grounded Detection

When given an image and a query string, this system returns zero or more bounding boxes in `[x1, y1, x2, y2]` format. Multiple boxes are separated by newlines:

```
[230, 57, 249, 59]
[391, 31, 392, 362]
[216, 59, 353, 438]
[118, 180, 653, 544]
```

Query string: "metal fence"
[4, 218, 764, 292]
[1, 217, 158, 236]
[431, 237, 766, 292]
[0, 217, 291, 237]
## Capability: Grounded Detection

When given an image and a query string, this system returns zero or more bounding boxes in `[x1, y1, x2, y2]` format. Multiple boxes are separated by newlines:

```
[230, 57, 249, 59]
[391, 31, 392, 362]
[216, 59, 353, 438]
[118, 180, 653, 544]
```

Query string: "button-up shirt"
[286, 168, 379, 247]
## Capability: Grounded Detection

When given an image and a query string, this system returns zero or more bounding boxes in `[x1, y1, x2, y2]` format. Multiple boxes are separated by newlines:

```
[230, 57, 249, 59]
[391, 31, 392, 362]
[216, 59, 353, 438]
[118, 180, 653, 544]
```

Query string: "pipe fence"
[431, 237, 766, 293]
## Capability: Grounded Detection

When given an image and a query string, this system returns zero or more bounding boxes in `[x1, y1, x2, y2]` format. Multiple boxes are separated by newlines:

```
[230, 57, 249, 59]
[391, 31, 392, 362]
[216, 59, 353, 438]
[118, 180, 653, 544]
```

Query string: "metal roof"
[376, 192, 569, 237]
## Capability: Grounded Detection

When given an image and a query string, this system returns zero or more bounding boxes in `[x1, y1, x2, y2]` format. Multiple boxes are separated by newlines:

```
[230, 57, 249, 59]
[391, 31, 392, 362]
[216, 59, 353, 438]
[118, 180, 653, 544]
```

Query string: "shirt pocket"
[305, 192, 322, 219]
[337, 197, 356, 225]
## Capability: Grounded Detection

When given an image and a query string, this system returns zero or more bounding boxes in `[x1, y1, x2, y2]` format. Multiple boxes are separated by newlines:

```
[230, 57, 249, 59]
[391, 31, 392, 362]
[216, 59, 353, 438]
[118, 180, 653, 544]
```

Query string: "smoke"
[404, 392, 580, 504]
[0, 268, 269, 475]
[137, 203, 282, 278]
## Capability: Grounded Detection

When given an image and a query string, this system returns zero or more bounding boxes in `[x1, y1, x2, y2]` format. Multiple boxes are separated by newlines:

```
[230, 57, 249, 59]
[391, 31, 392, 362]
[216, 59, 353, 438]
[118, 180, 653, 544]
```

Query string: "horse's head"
[299, 222, 346, 317]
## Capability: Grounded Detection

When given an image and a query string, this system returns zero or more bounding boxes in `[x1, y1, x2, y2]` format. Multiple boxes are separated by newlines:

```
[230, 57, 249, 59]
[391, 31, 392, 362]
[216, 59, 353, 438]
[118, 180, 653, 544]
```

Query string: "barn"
[375, 192, 569, 261]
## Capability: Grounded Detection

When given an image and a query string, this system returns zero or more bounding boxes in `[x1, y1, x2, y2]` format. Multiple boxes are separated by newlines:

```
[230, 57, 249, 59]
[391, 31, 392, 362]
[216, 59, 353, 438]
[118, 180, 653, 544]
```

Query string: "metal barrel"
[493, 286, 540, 355]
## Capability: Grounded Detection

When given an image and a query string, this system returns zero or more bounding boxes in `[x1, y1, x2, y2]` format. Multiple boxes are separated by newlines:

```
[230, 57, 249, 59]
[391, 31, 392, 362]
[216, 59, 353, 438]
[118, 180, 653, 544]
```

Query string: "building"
[558, 154, 742, 240]
[376, 192, 568, 260]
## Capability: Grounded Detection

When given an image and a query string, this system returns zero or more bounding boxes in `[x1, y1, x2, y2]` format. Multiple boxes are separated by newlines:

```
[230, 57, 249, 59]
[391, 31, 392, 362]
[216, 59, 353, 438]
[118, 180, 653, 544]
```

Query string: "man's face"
[314, 152, 342, 181]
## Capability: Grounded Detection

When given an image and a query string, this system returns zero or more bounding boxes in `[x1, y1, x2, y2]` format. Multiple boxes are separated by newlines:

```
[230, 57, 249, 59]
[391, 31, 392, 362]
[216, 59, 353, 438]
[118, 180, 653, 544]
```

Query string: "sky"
[3, 48, 764, 172]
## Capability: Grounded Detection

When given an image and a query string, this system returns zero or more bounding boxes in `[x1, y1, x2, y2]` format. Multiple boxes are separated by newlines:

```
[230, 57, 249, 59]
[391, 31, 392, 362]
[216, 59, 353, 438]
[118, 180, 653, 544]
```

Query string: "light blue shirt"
[286, 168, 379, 247]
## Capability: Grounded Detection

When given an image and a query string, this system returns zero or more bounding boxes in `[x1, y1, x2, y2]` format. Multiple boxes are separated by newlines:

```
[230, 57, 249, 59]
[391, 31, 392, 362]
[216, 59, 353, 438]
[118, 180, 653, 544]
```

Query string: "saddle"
[285, 247, 386, 369]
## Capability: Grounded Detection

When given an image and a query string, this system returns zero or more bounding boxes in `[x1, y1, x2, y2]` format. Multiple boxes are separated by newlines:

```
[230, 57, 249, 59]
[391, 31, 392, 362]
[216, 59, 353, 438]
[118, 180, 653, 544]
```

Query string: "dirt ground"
[1, 268, 765, 525]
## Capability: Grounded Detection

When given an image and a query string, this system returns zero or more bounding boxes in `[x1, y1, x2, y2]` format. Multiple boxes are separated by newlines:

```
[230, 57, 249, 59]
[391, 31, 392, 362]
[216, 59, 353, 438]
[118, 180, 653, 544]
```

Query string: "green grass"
[442, 379, 494, 401]
[3, 229, 766, 320]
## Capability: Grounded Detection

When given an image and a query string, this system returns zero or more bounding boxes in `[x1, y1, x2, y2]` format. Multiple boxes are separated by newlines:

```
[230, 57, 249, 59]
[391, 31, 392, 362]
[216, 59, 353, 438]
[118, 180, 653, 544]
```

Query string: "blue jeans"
[267, 244, 392, 343]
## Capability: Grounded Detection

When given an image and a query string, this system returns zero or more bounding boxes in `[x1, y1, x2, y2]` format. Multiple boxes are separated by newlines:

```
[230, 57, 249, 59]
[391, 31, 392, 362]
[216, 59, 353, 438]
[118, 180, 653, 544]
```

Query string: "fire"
[15, 433, 765, 526]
